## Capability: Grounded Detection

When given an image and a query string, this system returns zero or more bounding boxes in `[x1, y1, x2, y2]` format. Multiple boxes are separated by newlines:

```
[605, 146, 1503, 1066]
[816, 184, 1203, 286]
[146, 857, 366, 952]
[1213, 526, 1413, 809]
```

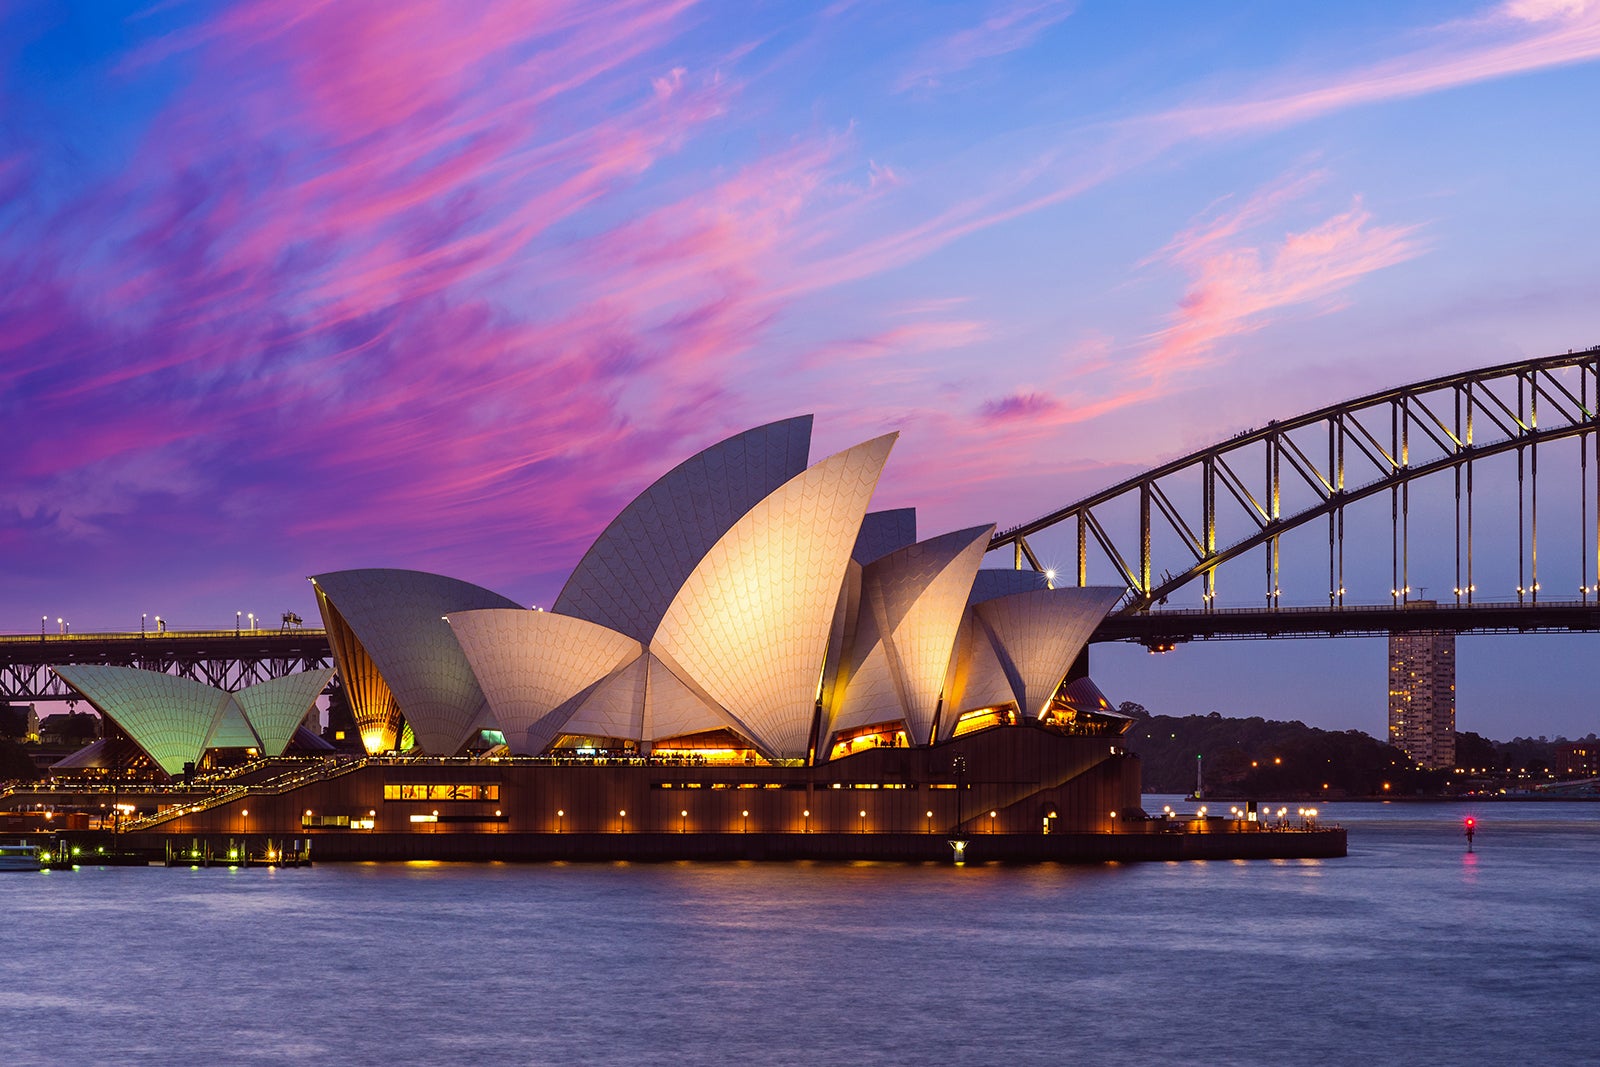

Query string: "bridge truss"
[0, 630, 333, 703]
[992, 348, 1600, 616]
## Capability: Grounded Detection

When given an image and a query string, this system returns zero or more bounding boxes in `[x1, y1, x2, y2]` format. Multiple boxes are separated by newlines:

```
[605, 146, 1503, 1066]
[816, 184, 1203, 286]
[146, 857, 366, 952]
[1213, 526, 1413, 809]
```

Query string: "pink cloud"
[1144, 2, 1600, 140]
[896, 0, 1075, 92]
[1139, 191, 1425, 378]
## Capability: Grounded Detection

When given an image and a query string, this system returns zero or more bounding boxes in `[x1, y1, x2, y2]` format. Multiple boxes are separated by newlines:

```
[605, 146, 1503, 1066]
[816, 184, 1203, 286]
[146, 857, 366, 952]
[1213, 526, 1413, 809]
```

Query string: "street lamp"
[952, 754, 967, 832]
[803, 809, 811, 833]
[141, 613, 146, 636]
[1109, 810, 1118, 833]
[680, 809, 688, 833]
[741, 809, 749, 833]
[619, 809, 627, 832]
[557, 809, 565, 832]
[926, 809, 934, 833]
[988, 810, 997, 833]
[236, 611, 241, 636]
[859, 809, 867, 834]
[248, 612, 255, 631]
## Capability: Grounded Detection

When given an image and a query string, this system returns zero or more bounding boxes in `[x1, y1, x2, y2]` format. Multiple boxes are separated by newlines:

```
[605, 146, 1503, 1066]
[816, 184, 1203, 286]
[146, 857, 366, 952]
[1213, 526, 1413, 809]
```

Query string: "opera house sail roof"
[291, 416, 1125, 764]
[51, 664, 333, 776]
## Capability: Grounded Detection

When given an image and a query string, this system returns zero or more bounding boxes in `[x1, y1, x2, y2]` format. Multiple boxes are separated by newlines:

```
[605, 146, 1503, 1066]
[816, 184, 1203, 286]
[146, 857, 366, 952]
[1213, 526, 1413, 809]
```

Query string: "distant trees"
[1125, 714, 1442, 796]
[0, 739, 38, 784]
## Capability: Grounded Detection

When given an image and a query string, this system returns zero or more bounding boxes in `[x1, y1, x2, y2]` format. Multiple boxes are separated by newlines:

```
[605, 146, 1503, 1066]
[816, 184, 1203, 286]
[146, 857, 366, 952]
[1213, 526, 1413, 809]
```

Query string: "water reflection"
[3, 799, 1597, 1066]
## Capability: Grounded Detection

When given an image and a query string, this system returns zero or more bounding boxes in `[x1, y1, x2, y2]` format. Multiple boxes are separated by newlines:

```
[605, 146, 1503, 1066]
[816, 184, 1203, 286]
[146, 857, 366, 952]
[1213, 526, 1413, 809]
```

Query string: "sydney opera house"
[44, 416, 1167, 857]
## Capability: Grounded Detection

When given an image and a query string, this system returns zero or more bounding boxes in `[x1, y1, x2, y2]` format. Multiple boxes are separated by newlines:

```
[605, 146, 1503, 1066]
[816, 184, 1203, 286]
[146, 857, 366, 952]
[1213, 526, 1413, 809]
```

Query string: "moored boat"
[0, 844, 43, 871]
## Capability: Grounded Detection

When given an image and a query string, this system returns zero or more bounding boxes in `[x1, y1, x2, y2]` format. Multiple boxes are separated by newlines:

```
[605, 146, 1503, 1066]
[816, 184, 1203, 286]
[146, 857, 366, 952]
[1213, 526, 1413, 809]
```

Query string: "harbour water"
[4, 797, 1597, 1065]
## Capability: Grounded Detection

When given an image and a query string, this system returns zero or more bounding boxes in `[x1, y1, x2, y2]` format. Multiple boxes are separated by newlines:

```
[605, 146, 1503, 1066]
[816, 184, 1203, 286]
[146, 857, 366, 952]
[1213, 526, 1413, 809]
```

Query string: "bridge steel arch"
[991, 348, 1600, 614]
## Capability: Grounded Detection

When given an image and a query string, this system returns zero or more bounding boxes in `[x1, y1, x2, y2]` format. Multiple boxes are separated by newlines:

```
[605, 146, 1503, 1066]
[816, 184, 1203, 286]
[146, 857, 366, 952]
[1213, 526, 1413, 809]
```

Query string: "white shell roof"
[830, 524, 994, 745]
[52, 665, 231, 776]
[554, 416, 814, 643]
[939, 611, 1016, 739]
[310, 568, 522, 755]
[448, 608, 642, 755]
[968, 568, 1050, 604]
[642, 652, 738, 741]
[973, 586, 1125, 718]
[234, 668, 336, 757]
[852, 508, 917, 565]
[652, 433, 898, 758]
[561, 651, 648, 742]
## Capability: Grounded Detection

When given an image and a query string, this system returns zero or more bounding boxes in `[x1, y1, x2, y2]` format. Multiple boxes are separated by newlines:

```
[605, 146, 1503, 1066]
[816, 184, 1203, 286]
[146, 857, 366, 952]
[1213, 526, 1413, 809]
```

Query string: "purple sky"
[6, 1, 1600, 739]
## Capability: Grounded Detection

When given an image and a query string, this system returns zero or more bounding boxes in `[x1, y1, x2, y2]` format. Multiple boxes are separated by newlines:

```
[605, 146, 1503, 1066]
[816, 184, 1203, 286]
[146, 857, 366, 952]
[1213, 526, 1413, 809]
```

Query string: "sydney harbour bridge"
[8, 347, 1600, 704]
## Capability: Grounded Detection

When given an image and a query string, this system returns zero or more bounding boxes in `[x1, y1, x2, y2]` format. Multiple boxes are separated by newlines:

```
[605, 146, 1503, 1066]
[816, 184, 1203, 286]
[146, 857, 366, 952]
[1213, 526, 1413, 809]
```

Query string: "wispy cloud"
[970, 171, 1424, 436]
[1140, 0, 1600, 140]
[896, 0, 1075, 92]
[1138, 185, 1425, 379]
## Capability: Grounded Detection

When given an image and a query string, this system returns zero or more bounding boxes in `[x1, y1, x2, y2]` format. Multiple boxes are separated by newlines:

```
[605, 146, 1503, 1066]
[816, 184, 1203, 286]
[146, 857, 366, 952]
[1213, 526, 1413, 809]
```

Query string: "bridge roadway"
[0, 628, 333, 702]
[5, 599, 1600, 701]
[1095, 599, 1600, 645]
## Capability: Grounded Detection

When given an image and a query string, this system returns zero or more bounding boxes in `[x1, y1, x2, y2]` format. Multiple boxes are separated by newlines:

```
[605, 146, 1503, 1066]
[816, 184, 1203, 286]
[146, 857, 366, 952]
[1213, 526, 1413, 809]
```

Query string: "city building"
[1553, 741, 1600, 779]
[1388, 603, 1456, 769]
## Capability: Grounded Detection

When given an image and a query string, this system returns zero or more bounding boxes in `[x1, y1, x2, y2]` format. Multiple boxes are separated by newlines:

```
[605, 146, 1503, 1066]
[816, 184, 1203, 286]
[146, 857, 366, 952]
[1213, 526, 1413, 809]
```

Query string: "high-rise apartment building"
[1388, 603, 1456, 769]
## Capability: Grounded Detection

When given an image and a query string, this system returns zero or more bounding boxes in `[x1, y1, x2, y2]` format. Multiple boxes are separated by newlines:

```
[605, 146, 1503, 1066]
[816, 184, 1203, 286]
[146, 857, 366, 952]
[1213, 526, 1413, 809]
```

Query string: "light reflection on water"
[4, 797, 1597, 1066]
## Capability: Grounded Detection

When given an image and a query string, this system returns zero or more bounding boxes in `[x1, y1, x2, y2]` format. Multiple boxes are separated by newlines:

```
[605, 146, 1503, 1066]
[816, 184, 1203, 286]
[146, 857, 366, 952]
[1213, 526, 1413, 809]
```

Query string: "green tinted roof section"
[51, 665, 230, 776]
[234, 668, 335, 757]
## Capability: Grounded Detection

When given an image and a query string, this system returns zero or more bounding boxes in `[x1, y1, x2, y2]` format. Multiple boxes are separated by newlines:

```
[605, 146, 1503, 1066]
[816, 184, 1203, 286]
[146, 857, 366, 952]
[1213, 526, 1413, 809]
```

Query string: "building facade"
[1387, 603, 1456, 769]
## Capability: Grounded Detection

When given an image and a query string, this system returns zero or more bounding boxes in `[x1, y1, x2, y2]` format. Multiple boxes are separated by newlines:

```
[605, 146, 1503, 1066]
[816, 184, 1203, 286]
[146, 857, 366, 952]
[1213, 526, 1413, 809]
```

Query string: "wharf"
[84, 826, 1346, 864]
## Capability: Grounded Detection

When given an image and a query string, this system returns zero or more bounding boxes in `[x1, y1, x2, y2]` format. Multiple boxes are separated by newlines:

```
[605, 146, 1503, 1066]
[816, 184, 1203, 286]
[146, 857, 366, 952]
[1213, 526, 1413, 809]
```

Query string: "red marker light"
[1464, 817, 1476, 829]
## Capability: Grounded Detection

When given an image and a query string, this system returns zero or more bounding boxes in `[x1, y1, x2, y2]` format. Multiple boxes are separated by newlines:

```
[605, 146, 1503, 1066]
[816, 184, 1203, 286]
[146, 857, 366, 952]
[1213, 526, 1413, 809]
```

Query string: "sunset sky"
[6, 1, 1600, 739]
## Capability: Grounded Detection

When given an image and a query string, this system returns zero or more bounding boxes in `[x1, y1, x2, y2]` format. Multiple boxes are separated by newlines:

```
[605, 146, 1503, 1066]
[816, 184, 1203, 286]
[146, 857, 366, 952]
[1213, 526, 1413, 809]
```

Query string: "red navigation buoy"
[1464, 816, 1476, 853]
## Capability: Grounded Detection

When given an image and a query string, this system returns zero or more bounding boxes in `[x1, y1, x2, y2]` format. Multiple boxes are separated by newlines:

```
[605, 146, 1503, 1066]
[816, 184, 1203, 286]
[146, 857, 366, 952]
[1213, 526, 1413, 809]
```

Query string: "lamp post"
[557, 809, 565, 832]
[1109, 810, 1117, 833]
[988, 810, 997, 833]
[803, 809, 811, 833]
[248, 612, 255, 631]
[141, 613, 146, 636]
[858, 809, 866, 834]
[619, 809, 627, 833]
[236, 611, 241, 636]
[680, 809, 688, 833]
[952, 754, 967, 833]
[741, 809, 749, 833]
[926, 810, 934, 834]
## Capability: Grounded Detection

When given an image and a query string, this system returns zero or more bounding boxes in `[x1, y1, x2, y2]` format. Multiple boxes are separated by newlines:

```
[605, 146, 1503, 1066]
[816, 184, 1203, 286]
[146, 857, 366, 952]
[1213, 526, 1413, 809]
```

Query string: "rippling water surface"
[4, 797, 1597, 1065]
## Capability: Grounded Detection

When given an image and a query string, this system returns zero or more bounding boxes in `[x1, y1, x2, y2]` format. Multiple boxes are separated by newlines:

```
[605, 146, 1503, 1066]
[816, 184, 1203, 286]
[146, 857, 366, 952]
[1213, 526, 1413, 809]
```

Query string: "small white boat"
[0, 844, 43, 872]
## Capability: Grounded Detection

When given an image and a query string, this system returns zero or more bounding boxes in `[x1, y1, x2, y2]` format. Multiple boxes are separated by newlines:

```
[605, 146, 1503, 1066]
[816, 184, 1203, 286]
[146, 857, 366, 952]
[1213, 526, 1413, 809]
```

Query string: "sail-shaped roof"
[233, 668, 336, 757]
[554, 416, 813, 643]
[448, 608, 642, 755]
[829, 525, 993, 745]
[310, 569, 520, 755]
[972, 586, 1125, 718]
[51, 665, 230, 776]
[652, 434, 897, 758]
